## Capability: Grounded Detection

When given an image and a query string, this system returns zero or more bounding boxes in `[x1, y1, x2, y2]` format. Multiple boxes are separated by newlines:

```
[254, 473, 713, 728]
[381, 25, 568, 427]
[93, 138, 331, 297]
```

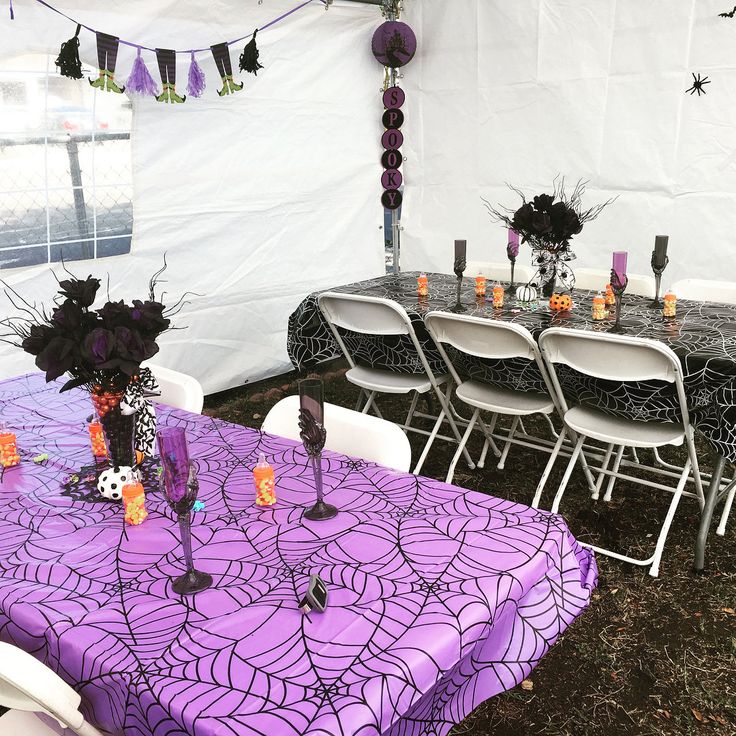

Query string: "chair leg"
[361, 391, 375, 414]
[543, 413, 559, 439]
[649, 458, 691, 577]
[684, 428, 705, 508]
[551, 435, 586, 514]
[435, 384, 475, 470]
[593, 443, 615, 500]
[717, 480, 736, 536]
[445, 409, 479, 484]
[476, 413, 500, 469]
[577, 446, 598, 494]
[355, 389, 366, 412]
[412, 406, 446, 475]
[404, 391, 419, 429]
[603, 445, 625, 502]
[497, 415, 520, 470]
[532, 428, 567, 508]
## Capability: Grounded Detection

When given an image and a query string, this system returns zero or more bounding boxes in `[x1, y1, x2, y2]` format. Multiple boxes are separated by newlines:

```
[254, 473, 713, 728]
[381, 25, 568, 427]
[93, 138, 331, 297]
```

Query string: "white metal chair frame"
[536, 328, 705, 577]
[0, 641, 103, 735]
[317, 291, 474, 475]
[573, 268, 656, 298]
[261, 395, 412, 472]
[424, 312, 600, 488]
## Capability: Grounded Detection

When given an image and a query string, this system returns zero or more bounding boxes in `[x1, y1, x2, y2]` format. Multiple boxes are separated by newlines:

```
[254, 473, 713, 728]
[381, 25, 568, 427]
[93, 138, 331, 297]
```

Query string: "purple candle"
[157, 427, 191, 503]
[454, 239, 467, 261]
[612, 251, 628, 285]
[507, 229, 520, 260]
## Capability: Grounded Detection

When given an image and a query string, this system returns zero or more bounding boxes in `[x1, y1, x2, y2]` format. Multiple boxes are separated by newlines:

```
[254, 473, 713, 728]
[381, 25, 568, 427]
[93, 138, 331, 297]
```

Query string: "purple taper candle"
[507, 229, 520, 259]
[454, 239, 467, 261]
[157, 427, 191, 503]
[612, 251, 628, 285]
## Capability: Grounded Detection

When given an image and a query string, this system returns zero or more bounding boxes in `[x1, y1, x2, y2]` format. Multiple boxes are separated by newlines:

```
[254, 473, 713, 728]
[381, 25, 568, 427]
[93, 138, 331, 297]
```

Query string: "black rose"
[21, 324, 55, 356]
[131, 300, 170, 337]
[98, 300, 133, 330]
[81, 328, 115, 368]
[57, 276, 101, 308]
[36, 337, 79, 382]
[533, 194, 554, 212]
[51, 300, 84, 332]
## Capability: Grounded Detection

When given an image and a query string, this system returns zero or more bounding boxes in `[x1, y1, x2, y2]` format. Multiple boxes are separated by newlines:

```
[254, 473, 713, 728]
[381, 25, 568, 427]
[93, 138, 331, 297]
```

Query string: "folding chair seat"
[536, 328, 704, 577]
[317, 292, 474, 474]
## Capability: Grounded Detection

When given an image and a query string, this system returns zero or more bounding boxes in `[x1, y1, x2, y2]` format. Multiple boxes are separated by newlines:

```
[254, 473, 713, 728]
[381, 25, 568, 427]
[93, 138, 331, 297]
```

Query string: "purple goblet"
[157, 427, 212, 595]
[298, 379, 337, 521]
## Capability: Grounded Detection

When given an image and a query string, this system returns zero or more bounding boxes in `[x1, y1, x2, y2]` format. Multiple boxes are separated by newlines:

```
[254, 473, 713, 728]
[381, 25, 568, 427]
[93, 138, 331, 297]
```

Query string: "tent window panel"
[0, 54, 133, 270]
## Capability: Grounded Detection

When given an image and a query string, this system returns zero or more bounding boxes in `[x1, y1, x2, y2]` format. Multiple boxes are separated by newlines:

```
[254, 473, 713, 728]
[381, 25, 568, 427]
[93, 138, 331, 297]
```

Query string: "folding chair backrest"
[425, 312, 538, 362]
[465, 261, 535, 284]
[671, 278, 736, 305]
[0, 642, 102, 734]
[147, 364, 205, 414]
[574, 268, 656, 298]
[318, 292, 410, 336]
[539, 328, 680, 384]
[262, 395, 412, 471]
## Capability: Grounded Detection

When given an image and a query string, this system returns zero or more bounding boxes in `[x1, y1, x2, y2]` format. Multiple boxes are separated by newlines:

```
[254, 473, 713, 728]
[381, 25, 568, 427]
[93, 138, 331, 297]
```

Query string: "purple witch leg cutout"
[89, 32, 125, 93]
[211, 43, 243, 96]
[155, 48, 186, 103]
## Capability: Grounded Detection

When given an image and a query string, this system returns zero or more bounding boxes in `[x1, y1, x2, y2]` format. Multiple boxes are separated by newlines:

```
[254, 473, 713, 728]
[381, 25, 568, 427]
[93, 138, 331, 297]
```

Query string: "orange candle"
[663, 290, 677, 318]
[417, 273, 428, 297]
[492, 284, 504, 308]
[88, 420, 107, 458]
[605, 283, 615, 306]
[122, 480, 148, 525]
[592, 291, 606, 321]
[475, 276, 487, 297]
[0, 428, 19, 468]
[254, 453, 276, 506]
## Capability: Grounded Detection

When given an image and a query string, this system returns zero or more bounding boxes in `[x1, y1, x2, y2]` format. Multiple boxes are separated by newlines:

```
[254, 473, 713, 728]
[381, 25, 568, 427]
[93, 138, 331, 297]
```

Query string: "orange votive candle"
[417, 274, 428, 297]
[475, 276, 487, 297]
[492, 284, 504, 308]
[254, 453, 276, 506]
[592, 291, 606, 321]
[122, 481, 148, 525]
[605, 283, 615, 306]
[663, 290, 677, 318]
[0, 430, 19, 468]
[88, 420, 107, 458]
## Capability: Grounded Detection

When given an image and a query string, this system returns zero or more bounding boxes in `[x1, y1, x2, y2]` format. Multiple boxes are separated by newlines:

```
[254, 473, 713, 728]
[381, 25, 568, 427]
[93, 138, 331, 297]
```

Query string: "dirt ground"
[205, 359, 736, 736]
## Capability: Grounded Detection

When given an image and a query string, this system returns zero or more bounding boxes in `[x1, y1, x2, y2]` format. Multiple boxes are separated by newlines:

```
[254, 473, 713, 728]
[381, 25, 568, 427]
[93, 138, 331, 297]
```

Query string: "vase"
[90, 386, 136, 468]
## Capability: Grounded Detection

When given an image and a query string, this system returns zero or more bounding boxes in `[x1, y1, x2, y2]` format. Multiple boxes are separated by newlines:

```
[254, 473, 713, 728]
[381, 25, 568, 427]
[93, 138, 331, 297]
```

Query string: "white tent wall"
[401, 0, 736, 284]
[0, 0, 385, 393]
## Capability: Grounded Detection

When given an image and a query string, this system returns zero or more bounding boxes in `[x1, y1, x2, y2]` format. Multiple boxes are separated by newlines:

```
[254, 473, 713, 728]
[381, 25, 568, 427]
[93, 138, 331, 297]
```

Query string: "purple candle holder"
[157, 427, 212, 595]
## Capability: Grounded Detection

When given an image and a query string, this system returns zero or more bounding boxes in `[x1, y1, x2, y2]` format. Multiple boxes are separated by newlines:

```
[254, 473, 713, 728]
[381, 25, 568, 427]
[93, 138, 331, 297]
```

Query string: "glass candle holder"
[122, 480, 148, 526]
[417, 273, 428, 297]
[592, 291, 606, 321]
[0, 429, 19, 468]
[492, 284, 504, 308]
[475, 275, 487, 297]
[663, 290, 677, 318]
[88, 419, 107, 458]
[254, 452, 276, 506]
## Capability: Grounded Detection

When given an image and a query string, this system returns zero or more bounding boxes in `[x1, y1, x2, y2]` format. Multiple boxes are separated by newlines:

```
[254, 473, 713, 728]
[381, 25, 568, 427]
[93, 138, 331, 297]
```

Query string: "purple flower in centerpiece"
[131, 300, 170, 337]
[81, 328, 115, 367]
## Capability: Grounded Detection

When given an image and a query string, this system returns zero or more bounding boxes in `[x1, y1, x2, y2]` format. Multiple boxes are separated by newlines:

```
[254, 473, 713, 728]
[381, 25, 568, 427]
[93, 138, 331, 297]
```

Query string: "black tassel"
[239, 29, 264, 75]
[55, 24, 83, 80]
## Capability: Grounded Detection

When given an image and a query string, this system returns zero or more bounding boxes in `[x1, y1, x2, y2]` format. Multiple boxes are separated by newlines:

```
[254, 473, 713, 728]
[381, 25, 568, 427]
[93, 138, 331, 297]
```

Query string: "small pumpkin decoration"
[516, 283, 538, 303]
[549, 292, 573, 312]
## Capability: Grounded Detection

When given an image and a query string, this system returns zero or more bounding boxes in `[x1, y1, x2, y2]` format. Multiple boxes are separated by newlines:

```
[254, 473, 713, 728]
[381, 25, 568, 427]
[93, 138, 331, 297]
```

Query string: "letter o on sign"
[381, 149, 402, 169]
[382, 189, 403, 210]
[381, 129, 404, 150]
[382, 108, 404, 130]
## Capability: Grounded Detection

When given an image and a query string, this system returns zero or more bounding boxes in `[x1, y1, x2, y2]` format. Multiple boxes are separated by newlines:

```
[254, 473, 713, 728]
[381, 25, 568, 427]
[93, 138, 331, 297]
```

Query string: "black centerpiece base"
[172, 569, 213, 595]
[304, 500, 338, 521]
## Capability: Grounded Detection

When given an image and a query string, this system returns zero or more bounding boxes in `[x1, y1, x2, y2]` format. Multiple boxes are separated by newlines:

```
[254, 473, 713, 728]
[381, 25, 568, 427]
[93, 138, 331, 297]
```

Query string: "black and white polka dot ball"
[97, 466, 133, 502]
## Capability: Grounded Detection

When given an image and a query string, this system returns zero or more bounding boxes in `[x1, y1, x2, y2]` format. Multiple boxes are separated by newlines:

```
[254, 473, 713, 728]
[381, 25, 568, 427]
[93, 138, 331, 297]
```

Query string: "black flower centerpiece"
[482, 179, 614, 297]
[1, 261, 185, 479]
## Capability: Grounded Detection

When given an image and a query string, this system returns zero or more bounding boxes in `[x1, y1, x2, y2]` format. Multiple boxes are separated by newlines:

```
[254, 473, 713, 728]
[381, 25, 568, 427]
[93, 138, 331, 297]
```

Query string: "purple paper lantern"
[372, 21, 417, 68]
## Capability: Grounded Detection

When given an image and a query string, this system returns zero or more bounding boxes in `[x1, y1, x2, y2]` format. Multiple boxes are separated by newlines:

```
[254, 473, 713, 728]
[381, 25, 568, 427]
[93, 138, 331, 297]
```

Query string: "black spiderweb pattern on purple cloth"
[287, 271, 736, 462]
[0, 372, 595, 736]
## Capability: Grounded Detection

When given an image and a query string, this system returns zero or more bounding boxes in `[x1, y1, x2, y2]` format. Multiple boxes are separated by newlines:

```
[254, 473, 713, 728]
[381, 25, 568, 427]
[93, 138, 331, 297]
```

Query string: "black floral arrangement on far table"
[0, 261, 186, 476]
[482, 179, 614, 296]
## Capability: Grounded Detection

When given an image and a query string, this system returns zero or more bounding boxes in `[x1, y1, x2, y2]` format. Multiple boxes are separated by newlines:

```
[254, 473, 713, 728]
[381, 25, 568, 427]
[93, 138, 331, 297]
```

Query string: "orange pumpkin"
[549, 292, 573, 312]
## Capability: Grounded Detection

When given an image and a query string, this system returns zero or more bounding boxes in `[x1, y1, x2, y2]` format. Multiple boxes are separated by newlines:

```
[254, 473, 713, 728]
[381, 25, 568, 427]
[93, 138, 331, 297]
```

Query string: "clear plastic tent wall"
[0, 0, 385, 393]
[400, 0, 736, 283]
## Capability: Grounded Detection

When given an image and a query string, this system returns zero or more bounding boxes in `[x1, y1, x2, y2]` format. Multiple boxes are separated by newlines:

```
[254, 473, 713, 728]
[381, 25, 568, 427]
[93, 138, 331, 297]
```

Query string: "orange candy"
[0, 432, 20, 468]
[122, 481, 148, 526]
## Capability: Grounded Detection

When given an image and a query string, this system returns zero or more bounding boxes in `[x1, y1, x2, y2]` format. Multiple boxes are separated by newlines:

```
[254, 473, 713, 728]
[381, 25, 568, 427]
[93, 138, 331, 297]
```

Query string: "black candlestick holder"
[609, 268, 629, 334]
[449, 257, 467, 313]
[507, 258, 516, 294]
[649, 252, 669, 309]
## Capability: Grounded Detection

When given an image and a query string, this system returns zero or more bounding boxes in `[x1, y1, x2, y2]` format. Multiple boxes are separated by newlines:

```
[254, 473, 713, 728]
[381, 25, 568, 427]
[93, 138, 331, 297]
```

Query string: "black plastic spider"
[686, 73, 711, 96]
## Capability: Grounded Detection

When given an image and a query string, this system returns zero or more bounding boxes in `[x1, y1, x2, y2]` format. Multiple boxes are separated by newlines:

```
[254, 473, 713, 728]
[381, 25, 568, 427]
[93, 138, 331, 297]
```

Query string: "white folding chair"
[671, 278, 736, 305]
[0, 642, 103, 736]
[465, 261, 535, 285]
[146, 364, 205, 414]
[537, 328, 704, 577]
[262, 395, 412, 472]
[425, 313, 564, 484]
[317, 292, 473, 474]
[573, 268, 656, 297]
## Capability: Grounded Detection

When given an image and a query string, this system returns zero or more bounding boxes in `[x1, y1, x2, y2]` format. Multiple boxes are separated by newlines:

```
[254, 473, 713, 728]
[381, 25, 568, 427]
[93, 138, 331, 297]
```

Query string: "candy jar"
[663, 289, 677, 318]
[474, 276, 487, 298]
[492, 283, 504, 309]
[122, 480, 148, 525]
[0, 422, 20, 468]
[417, 273, 428, 297]
[592, 291, 606, 321]
[88, 416, 108, 458]
[254, 452, 276, 506]
[605, 283, 615, 306]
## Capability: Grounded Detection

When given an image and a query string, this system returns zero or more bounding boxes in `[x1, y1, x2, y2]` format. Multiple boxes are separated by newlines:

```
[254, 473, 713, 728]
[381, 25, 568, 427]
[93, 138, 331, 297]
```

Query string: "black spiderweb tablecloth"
[287, 272, 736, 461]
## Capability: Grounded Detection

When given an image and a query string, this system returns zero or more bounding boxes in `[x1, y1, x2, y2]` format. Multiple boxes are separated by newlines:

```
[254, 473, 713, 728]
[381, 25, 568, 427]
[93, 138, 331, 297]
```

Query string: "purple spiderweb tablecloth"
[0, 373, 596, 736]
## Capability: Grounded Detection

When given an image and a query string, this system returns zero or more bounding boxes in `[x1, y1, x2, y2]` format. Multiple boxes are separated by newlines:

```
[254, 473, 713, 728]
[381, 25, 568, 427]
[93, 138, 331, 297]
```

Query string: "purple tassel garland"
[186, 52, 206, 98]
[126, 49, 159, 97]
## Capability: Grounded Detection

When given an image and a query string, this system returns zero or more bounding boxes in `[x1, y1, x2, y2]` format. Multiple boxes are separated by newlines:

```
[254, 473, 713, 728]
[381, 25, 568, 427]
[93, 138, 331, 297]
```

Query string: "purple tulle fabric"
[187, 52, 206, 98]
[126, 49, 159, 97]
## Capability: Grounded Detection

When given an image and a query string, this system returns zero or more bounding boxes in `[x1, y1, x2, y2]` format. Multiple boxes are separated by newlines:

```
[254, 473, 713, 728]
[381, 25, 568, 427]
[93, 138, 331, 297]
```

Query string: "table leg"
[694, 453, 726, 573]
